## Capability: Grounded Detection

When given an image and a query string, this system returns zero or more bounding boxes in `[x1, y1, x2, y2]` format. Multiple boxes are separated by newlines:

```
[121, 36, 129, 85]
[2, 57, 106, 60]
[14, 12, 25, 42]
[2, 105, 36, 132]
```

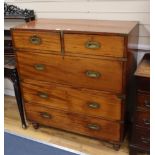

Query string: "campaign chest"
[11, 19, 139, 150]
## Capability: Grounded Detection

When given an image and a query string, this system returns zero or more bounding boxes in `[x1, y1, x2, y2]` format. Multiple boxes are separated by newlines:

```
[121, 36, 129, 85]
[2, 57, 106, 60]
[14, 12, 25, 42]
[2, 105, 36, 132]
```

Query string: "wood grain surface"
[16, 51, 124, 93]
[21, 82, 122, 121]
[64, 34, 125, 57]
[25, 103, 121, 142]
[12, 30, 61, 52]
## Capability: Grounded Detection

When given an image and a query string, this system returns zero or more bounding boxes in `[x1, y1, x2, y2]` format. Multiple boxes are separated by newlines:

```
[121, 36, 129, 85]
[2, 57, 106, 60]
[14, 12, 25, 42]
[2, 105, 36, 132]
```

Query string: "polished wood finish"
[11, 19, 139, 149]
[21, 82, 122, 121]
[64, 34, 125, 57]
[25, 103, 121, 142]
[12, 19, 138, 35]
[16, 51, 123, 93]
[12, 30, 61, 52]
[129, 53, 150, 155]
[5, 95, 130, 155]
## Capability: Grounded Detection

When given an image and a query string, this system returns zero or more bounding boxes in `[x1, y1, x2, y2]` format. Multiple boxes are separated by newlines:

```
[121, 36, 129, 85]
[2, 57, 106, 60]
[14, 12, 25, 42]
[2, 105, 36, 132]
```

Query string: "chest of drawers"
[129, 54, 150, 155]
[11, 19, 139, 150]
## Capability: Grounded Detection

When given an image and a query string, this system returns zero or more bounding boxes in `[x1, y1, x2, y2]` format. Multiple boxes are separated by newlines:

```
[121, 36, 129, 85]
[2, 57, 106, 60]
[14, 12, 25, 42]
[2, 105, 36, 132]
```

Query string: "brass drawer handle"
[144, 100, 150, 108]
[87, 102, 100, 109]
[34, 64, 45, 71]
[85, 70, 101, 78]
[85, 41, 101, 49]
[30, 35, 41, 45]
[141, 137, 150, 144]
[87, 123, 101, 130]
[144, 119, 150, 125]
[40, 112, 51, 119]
[38, 92, 48, 99]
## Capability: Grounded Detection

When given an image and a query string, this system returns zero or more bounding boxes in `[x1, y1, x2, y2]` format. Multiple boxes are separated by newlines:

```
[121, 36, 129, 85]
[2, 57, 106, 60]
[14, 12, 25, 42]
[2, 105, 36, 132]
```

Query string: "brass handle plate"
[38, 92, 48, 99]
[141, 137, 150, 144]
[40, 112, 51, 119]
[144, 100, 150, 108]
[87, 123, 101, 130]
[87, 102, 100, 109]
[30, 35, 41, 45]
[85, 41, 101, 49]
[34, 64, 45, 71]
[85, 70, 101, 78]
[144, 119, 150, 125]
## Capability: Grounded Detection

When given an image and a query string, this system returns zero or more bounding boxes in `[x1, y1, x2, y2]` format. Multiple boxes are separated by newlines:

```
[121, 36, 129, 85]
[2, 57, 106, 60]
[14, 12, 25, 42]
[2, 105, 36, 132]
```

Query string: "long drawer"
[12, 30, 61, 52]
[16, 51, 124, 93]
[64, 34, 125, 57]
[25, 103, 121, 142]
[21, 82, 122, 121]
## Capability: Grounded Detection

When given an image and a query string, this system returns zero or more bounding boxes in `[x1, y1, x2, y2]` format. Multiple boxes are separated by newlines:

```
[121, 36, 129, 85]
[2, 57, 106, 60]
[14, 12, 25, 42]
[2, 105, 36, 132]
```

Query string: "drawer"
[21, 82, 122, 121]
[64, 34, 125, 57]
[137, 93, 150, 110]
[135, 110, 149, 128]
[132, 126, 150, 150]
[17, 52, 123, 93]
[12, 30, 61, 52]
[25, 103, 121, 142]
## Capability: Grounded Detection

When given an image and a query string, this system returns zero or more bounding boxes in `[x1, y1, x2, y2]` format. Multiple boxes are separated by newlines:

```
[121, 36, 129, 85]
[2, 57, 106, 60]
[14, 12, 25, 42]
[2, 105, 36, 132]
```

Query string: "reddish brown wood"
[64, 34, 125, 58]
[11, 19, 139, 149]
[16, 51, 124, 93]
[11, 19, 138, 35]
[12, 30, 61, 52]
[25, 103, 121, 142]
[21, 82, 123, 121]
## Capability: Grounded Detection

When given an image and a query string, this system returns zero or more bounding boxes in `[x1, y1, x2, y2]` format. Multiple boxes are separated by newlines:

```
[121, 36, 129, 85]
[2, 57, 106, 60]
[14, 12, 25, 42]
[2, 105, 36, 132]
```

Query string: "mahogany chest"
[129, 53, 150, 154]
[11, 19, 139, 150]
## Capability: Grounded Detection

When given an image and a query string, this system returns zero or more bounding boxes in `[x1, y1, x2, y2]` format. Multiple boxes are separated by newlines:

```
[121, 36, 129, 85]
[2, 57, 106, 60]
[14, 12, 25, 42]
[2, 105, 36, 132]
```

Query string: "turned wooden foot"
[113, 144, 120, 151]
[32, 122, 39, 129]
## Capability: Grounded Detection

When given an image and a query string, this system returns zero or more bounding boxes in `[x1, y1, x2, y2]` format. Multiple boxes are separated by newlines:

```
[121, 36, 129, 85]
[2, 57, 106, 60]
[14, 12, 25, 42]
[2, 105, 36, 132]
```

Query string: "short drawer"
[25, 103, 121, 142]
[17, 51, 123, 93]
[132, 126, 150, 150]
[64, 34, 125, 57]
[137, 93, 150, 110]
[12, 30, 61, 52]
[21, 82, 122, 121]
[135, 109, 150, 128]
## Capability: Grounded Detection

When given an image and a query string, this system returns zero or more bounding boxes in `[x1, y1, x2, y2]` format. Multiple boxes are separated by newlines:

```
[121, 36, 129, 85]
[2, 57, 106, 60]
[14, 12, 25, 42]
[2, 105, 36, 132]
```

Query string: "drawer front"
[22, 82, 122, 121]
[64, 34, 125, 57]
[132, 127, 150, 150]
[135, 110, 149, 128]
[25, 103, 121, 142]
[12, 30, 61, 52]
[137, 93, 150, 110]
[17, 52, 123, 93]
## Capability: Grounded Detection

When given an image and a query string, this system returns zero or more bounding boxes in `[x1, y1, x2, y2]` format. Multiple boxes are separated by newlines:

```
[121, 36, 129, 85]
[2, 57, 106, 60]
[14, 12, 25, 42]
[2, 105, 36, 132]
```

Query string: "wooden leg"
[7, 68, 27, 129]
[113, 144, 121, 151]
[32, 122, 39, 129]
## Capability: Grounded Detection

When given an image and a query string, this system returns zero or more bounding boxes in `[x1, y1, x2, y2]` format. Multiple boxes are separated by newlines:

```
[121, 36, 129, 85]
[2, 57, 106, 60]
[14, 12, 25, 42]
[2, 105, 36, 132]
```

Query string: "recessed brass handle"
[87, 123, 101, 130]
[85, 41, 101, 49]
[38, 92, 48, 99]
[30, 35, 41, 45]
[144, 100, 150, 108]
[40, 112, 51, 119]
[85, 70, 101, 78]
[87, 102, 100, 109]
[34, 64, 45, 71]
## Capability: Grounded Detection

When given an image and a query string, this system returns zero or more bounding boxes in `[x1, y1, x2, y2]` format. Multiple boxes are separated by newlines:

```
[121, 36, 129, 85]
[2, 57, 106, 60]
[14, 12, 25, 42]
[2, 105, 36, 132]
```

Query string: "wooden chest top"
[11, 18, 138, 35]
